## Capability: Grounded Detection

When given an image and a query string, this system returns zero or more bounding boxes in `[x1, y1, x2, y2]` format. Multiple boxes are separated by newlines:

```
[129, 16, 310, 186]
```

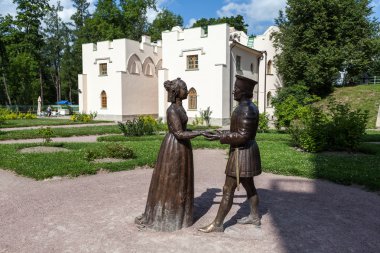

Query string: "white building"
[79, 24, 282, 125]
[158, 24, 264, 125]
[254, 26, 282, 119]
[78, 36, 162, 121]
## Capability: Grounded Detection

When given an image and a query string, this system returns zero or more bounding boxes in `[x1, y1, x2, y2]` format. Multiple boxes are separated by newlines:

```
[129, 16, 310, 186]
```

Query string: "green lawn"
[1, 132, 379, 191]
[0, 124, 219, 141]
[0, 125, 121, 140]
[0, 118, 111, 128]
[317, 84, 380, 128]
[364, 130, 380, 142]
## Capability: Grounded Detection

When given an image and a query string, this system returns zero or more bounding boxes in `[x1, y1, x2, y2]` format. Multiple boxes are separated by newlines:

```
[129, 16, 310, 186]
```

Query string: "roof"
[230, 41, 263, 57]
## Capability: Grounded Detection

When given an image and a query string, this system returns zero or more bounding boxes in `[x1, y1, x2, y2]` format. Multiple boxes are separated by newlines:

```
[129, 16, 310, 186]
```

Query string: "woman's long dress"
[139, 104, 194, 232]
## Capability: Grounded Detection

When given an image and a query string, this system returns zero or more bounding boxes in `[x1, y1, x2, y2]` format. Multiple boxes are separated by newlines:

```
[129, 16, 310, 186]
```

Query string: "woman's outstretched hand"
[202, 130, 222, 141]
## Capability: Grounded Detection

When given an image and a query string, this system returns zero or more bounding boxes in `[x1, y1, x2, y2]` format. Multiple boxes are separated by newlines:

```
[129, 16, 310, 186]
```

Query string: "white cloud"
[146, 0, 172, 23]
[0, 0, 96, 23]
[0, 0, 17, 17]
[147, 8, 159, 23]
[371, 0, 380, 7]
[370, 0, 380, 17]
[186, 18, 197, 28]
[217, 0, 286, 34]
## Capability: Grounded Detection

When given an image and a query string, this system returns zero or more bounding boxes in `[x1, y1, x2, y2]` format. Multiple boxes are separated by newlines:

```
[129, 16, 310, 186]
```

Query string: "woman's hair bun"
[164, 80, 172, 91]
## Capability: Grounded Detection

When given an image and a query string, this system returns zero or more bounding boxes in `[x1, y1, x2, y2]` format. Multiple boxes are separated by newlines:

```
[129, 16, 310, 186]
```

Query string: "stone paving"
[1, 123, 380, 252]
[1, 149, 380, 253]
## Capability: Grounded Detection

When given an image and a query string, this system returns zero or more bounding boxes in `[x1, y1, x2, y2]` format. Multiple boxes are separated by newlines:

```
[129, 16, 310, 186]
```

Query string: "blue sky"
[1, 0, 380, 35]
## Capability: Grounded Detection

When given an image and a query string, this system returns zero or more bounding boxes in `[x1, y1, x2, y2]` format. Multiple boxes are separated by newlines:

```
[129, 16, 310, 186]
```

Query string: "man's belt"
[236, 149, 240, 191]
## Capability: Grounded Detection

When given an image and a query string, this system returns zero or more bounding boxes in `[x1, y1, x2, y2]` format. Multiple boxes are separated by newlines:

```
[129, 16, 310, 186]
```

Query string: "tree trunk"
[69, 85, 72, 102]
[2, 71, 12, 106]
[51, 72, 59, 103]
[58, 73, 61, 101]
[39, 68, 44, 106]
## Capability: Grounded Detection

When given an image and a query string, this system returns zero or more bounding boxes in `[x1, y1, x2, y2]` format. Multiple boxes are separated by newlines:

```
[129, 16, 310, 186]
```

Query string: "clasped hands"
[201, 130, 222, 141]
[190, 129, 222, 140]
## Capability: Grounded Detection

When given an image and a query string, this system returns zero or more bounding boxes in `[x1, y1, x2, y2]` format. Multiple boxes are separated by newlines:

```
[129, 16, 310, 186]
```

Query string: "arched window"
[131, 62, 138, 74]
[127, 54, 142, 75]
[188, 88, 197, 110]
[145, 64, 153, 76]
[101, 90, 107, 108]
[155, 59, 162, 75]
[267, 60, 273, 75]
[267, 92, 272, 107]
[142, 57, 155, 76]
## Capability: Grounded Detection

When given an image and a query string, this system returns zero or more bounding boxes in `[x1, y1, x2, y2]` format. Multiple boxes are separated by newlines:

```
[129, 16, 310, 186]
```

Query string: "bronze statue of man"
[199, 75, 261, 233]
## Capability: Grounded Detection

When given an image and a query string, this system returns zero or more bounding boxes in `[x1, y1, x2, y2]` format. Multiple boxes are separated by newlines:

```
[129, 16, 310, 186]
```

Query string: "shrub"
[106, 143, 135, 159]
[71, 112, 97, 122]
[24, 112, 37, 119]
[0, 108, 37, 120]
[84, 144, 135, 161]
[258, 113, 269, 133]
[118, 115, 158, 136]
[289, 101, 369, 152]
[289, 106, 329, 152]
[139, 115, 158, 135]
[327, 101, 369, 151]
[84, 150, 99, 161]
[4, 112, 18, 120]
[0, 108, 9, 117]
[200, 107, 213, 126]
[192, 114, 204, 126]
[38, 127, 54, 144]
[272, 85, 320, 129]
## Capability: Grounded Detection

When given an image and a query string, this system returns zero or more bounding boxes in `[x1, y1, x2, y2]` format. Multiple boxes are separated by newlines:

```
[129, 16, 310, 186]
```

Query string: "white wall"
[78, 74, 87, 113]
[254, 26, 282, 118]
[79, 24, 277, 124]
[161, 24, 231, 125]
[160, 23, 263, 125]
[81, 37, 162, 121]
[122, 39, 161, 118]
[230, 44, 261, 110]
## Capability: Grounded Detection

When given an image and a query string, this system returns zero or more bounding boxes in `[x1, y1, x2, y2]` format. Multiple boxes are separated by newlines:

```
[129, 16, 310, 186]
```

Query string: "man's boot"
[199, 185, 234, 233]
[237, 195, 260, 226]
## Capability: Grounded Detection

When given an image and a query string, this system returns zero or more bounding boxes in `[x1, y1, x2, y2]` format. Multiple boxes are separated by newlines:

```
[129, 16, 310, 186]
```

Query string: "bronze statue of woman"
[135, 78, 202, 232]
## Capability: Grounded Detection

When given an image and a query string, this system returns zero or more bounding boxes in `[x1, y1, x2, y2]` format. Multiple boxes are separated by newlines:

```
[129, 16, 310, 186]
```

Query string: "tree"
[191, 15, 248, 34]
[120, 0, 157, 40]
[0, 15, 13, 105]
[43, 1, 68, 103]
[71, 0, 91, 31]
[59, 0, 92, 103]
[84, 0, 124, 42]
[148, 9, 183, 42]
[8, 0, 50, 105]
[273, 0, 380, 97]
[61, 30, 78, 103]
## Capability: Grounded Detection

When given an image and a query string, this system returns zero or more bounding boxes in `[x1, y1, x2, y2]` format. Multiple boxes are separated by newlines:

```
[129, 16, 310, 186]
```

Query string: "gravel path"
[0, 149, 379, 253]
[1, 122, 116, 132]
[0, 135, 106, 144]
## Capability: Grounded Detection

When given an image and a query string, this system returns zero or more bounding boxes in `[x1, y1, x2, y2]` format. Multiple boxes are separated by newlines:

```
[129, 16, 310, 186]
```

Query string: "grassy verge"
[97, 132, 292, 143]
[0, 118, 111, 128]
[0, 132, 379, 191]
[0, 125, 121, 140]
[364, 130, 380, 142]
[261, 141, 380, 190]
[317, 84, 380, 128]
[0, 142, 158, 180]
[0, 124, 219, 141]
